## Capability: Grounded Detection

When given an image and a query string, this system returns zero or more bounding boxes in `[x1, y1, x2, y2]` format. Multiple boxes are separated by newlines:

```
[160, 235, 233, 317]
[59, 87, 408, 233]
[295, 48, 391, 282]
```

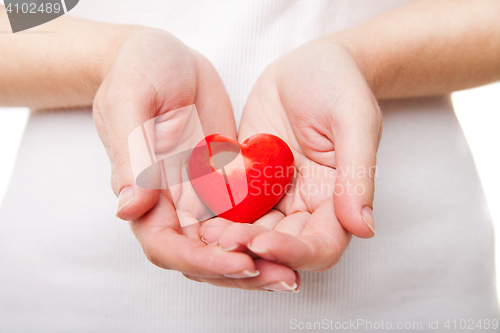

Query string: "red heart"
[188, 133, 295, 223]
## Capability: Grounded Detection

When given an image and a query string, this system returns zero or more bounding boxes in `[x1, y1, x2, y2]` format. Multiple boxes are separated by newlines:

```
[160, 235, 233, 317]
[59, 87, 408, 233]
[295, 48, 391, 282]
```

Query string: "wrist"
[98, 25, 155, 83]
[324, 30, 381, 98]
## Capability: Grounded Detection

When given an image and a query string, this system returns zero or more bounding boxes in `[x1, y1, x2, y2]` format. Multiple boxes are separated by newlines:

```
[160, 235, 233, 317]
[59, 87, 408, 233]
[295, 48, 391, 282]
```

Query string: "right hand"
[93, 29, 299, 291]
[200, 39, 382, 274]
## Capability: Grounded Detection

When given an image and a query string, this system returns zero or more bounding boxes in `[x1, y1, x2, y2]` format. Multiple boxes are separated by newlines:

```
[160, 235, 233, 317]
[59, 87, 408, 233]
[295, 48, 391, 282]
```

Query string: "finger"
[130, 193, 259, 278]
[199, 210, 283, 250]
[331, 88, 382, 239]
[273, 211, 310, 236]
[184, 259, 301, 292]
[248, 201, 351, 271]
[181, 222, 202, 240]
[216, 223, 268, 252]
[199, 218, 233, 245]
[94, 75, 165, 221]
[253, 209, 284, 230]
[94, 94, 162, 221]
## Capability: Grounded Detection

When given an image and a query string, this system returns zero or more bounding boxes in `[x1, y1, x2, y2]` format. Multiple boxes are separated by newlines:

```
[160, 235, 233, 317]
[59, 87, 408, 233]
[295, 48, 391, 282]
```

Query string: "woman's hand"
[200, 40, 382, 272]
[93, 29, 299, 291]
[198, 0, 500, 278]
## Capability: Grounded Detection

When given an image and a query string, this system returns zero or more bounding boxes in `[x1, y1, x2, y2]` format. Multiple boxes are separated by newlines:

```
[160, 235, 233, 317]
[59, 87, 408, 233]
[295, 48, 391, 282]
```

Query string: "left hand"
[200, 39, 382, 273]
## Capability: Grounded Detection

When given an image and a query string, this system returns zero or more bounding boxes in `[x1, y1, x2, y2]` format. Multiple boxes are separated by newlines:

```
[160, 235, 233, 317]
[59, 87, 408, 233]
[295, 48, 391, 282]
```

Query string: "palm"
[241, 61, 351, 272]
[239, 71, 336, 219]
[200, 41, 381, 272]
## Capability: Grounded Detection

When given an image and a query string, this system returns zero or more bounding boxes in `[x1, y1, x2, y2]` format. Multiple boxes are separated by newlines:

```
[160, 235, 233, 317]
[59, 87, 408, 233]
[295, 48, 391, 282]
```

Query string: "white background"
[0, 83, 499, 301]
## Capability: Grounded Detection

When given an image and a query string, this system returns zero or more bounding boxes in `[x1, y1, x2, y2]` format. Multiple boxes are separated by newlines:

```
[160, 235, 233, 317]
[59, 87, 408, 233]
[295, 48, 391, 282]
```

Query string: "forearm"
[0, 6, 144, 108]
[330, 0, 500, 100]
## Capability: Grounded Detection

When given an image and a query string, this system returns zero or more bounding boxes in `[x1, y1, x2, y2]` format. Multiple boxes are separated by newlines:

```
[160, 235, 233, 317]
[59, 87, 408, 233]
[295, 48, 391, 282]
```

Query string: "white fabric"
[0, 1, 498, 332]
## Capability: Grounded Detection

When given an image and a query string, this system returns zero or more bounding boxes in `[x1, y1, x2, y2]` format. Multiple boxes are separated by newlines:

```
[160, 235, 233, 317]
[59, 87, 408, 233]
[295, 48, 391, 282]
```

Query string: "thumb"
[332, 94, 382, 239]
[93, 76, 164, 222]
[92, 30, 200, 222]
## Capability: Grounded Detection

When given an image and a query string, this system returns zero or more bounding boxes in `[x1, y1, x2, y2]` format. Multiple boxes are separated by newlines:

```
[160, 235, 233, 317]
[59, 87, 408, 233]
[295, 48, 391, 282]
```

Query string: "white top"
[0, 1, 498, 332]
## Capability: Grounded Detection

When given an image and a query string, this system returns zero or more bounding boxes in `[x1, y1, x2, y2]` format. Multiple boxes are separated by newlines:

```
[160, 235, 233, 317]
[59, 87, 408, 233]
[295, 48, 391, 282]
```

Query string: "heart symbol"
[188, 133, 295, 223]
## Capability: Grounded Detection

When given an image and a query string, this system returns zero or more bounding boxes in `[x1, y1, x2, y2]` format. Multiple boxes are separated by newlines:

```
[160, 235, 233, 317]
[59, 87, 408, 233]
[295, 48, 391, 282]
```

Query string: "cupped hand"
[93, 29, 299, 291]
[200, 39, 382, 273]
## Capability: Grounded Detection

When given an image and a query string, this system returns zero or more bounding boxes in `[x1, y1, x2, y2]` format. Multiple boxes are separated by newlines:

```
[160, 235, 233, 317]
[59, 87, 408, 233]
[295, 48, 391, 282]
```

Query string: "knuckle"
[110, 172, 120, 197]
[226, 223, 247, 236]
[160, 83, 196, 111]
[111, 149, 130, 173]
[108, 149, 130, 195]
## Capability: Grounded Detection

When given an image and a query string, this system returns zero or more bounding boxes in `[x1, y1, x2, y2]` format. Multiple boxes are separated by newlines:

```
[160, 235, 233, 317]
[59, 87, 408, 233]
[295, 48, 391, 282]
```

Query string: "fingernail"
[116, 186, 134, 217]
[219, 244, 239, 252]
[361, 206, 375, 238]
[247, 243, 267, 254]
[200, 236, 218, 246]
[223, 270, 260, 279]
[247, 243, 278, 261]
[262, 281, 299, 293]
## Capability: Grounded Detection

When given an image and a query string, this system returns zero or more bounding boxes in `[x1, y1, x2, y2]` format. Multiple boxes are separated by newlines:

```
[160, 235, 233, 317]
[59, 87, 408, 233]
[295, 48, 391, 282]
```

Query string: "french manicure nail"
[247, 243, 278, 261]
[262, 281, 299, 293]
[219, 244, 239, 252]
[223, 270, 260, 279]
[247, 243, 268, 254]
[200, 236, 218, 246]
[361, 206, 375, 238]
[116, 186, 134, 217]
